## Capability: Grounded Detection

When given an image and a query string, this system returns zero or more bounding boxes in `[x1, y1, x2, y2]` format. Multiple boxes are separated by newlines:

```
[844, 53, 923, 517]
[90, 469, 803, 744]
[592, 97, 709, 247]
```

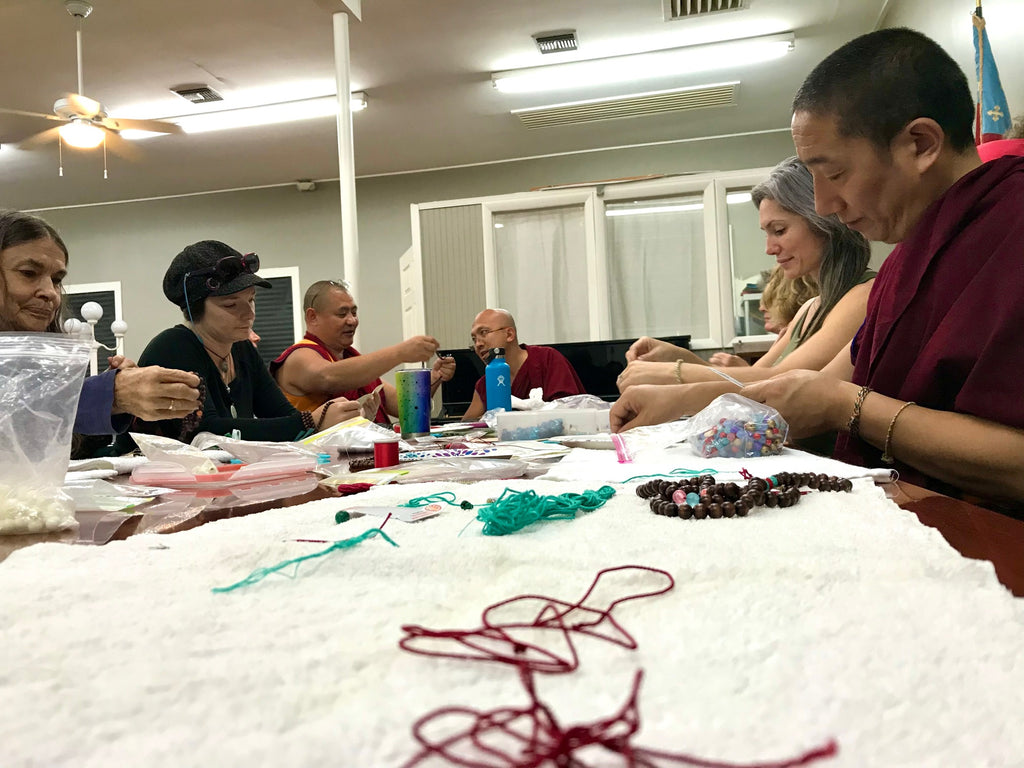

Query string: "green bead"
[460, 501, 474, 510]
[335, 510, 351, 524]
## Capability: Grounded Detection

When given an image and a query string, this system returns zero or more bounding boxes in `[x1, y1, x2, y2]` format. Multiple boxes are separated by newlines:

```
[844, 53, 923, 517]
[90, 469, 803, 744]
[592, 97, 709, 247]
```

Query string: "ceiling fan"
[0, 0, 182, 157]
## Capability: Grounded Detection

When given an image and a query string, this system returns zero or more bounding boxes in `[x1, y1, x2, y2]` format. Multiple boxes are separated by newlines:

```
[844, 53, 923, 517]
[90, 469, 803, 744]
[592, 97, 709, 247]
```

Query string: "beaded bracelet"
[847, 385, 872, 439]
[674, 358, 684, 384]
[316, 400, 333, 431]
[300, 410, 316, 433]
[881, 401, 914, 464]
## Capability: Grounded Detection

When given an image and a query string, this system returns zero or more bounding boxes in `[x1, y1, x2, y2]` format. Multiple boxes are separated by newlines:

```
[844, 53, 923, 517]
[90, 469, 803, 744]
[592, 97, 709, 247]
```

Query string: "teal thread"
[212, 528, 398, 593]
[403, 492, 474, 510]
[475, 486, 616, 536]
[620, 468, 719, 483]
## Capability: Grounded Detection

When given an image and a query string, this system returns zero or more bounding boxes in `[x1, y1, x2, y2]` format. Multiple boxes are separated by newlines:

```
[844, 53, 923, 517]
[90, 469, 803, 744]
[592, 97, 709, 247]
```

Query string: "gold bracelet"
[881, 401, 915, 464]
[847, 385, 872, 438]
[674, 358, 684, 384]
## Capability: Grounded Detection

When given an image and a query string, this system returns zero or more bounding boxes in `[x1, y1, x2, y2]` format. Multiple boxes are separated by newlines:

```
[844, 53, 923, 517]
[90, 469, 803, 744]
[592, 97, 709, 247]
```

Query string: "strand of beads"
[635, 472, 853, 520]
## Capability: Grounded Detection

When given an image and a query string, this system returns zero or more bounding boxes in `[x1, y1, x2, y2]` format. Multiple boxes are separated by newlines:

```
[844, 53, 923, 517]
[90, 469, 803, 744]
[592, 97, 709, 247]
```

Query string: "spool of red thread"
[373, 437, 400, 468]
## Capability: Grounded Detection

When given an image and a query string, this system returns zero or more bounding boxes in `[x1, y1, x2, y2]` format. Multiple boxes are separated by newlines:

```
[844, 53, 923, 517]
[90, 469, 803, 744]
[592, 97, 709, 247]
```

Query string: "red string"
[399, 565, 675, 673]
[403, 667, 837, 767]
[399, 566, 838, 767]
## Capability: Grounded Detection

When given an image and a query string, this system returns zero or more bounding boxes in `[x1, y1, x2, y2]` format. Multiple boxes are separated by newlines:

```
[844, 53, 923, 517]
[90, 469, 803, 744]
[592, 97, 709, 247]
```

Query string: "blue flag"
[973, 11, 1011, 142]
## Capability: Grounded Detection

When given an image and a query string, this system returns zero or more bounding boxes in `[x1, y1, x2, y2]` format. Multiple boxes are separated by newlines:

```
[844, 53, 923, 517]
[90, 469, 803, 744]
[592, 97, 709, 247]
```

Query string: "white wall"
[883, 0, 1024, 117]
[41, 129, 797, 360]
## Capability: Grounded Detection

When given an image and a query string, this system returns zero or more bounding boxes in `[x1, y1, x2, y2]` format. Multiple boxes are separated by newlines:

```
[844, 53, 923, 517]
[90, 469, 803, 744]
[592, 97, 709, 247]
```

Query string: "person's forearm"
[311, 346, 406, 393]
[679, 362, 774, 384]
[838, 387, 1024, 502]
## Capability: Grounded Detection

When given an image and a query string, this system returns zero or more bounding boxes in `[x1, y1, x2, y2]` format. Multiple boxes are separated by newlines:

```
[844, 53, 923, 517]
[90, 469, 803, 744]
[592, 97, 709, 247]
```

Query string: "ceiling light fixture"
[493, 32, 793, 94]
[121, 93, 368, 139]
[59, 118, 105, 148]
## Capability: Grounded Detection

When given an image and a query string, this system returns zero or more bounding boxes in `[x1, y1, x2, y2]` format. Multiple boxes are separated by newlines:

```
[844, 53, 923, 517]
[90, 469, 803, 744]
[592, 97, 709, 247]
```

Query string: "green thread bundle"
[403, 492, 474, 510]
[476, 486, 616, 536]
[212, 528, 399, 593]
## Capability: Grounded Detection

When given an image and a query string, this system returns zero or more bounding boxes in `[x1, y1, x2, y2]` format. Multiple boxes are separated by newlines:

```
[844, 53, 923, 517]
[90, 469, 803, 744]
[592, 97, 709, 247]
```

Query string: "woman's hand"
[742, 371, 856, 439]
[610, 385, 692, 432]
[616, 360, 677, 392]
[112, 367, 202, 420]
[625, 336, 685, 363]
[708, 352, 750, 368]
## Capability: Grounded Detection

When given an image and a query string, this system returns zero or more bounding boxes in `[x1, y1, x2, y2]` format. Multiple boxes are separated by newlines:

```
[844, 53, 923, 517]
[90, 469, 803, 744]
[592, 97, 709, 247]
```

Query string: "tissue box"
[495, 409, 610, 441]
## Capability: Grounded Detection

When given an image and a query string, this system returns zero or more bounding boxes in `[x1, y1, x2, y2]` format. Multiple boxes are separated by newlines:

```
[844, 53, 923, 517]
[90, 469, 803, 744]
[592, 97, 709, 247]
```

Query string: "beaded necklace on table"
[636, 471, 853, 520]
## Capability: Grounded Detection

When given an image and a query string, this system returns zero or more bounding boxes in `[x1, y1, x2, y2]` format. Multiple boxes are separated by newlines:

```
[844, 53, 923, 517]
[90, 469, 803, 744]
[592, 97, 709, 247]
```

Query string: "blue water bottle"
[485, 348, 512, 412]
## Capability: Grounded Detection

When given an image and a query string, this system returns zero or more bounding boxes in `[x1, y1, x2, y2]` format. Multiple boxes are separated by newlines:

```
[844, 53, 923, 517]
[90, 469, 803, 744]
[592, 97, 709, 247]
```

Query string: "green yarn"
[402, 492, 473, 510]
[212, 528, 398, 593]
[475, 486, 616, 536]
[620, 468, 719, 483]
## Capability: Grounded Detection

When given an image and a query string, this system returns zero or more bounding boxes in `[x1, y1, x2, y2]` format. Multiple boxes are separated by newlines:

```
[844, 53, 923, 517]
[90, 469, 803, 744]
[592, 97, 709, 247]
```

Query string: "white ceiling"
[0, 0, 892, 211]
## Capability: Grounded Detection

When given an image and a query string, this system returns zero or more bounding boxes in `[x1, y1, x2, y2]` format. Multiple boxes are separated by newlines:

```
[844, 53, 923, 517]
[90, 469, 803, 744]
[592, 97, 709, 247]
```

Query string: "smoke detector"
[534, 30, 578, 54]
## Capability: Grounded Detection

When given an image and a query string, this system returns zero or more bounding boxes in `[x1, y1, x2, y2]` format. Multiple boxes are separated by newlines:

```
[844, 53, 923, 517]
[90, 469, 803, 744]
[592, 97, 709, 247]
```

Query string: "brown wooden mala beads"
[635, 472, 853, 520]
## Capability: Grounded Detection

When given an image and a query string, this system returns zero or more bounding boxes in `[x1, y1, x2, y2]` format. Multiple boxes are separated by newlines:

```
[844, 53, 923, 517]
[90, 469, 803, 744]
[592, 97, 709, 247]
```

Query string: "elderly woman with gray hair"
[613, 156, 875, 429]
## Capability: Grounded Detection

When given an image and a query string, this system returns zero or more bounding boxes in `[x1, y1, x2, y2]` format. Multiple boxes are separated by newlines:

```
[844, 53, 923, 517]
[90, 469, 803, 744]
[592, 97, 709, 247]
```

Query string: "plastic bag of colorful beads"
[681, 393, 788, 459]
[0, 333, 91, 535]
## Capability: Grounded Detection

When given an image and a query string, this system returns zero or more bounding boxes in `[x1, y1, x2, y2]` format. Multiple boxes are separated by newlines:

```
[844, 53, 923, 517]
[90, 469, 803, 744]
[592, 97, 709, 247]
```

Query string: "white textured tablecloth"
[1, 455, 1022, 767]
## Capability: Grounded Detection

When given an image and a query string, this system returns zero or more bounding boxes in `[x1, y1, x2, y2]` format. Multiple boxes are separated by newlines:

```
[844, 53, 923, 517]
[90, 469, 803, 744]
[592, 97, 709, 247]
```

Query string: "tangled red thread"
[398, 566, 838, 768]
[400, 565, 674, 674]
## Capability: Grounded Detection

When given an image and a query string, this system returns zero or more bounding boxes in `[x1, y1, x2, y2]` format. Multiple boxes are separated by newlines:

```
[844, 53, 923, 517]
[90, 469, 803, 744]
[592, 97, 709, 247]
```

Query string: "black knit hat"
[162, 240, 271, 308]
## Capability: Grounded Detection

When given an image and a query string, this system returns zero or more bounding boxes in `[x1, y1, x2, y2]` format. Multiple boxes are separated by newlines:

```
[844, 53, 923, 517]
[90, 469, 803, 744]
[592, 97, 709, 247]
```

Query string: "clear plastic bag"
[301, 416, 412, 455]
[0, 333, 91, 534]
[190, 431, 320, 464]
[131, 432, 220, 475]
[682, 393, 788, 459]
[394, 458, 527, 484]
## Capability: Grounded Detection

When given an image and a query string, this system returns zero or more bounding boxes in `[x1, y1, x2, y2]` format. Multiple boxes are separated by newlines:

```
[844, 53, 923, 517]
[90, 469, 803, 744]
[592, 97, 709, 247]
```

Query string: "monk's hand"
[616, 360, 676, 392]
[742, 371, 857, 439]
[610, 384, 691, 433]
[431, 356, 456, 383]
[113, 367, 201, 421]
[624, 336, 685, 363]
[398, 335, 440, 363]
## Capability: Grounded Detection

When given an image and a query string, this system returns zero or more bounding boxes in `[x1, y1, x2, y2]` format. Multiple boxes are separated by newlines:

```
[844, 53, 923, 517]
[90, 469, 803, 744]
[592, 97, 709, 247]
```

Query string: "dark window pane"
[65, 290, 117, 349]
[252, 276, 297, 365]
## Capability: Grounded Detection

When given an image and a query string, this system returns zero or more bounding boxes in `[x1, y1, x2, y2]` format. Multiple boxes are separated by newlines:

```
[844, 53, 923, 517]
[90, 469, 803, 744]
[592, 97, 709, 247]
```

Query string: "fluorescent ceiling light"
[59, 119, 105, 148]
[606, 203, 703, 217]
[493, 33, 794, 94]
[121, 93, 368, 139]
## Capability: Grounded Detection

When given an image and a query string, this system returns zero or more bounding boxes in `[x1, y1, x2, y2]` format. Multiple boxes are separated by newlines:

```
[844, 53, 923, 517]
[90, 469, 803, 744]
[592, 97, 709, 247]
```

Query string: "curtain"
[493, 205, 588, 344]
[605, 199, 709, 340]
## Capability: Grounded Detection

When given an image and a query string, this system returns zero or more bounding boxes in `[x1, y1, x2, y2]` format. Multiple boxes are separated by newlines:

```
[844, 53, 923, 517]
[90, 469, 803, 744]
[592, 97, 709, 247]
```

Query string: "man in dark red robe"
[739, 28, 1024, 510]
[463, 308, 585, 420]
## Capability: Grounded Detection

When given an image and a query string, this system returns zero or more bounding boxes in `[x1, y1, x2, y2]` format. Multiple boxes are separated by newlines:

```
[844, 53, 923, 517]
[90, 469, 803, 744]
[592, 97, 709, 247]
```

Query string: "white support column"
[332, 9, 359, 296]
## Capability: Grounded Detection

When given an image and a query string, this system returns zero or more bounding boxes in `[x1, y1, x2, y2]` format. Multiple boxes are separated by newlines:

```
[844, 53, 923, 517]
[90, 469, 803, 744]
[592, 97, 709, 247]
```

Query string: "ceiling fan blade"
[100, 116, 183, 135]
[0, 107, 65, 122]
[17, 126, 64, 150]
[65, 92, 103, 119]
[102, 130, 143, 162]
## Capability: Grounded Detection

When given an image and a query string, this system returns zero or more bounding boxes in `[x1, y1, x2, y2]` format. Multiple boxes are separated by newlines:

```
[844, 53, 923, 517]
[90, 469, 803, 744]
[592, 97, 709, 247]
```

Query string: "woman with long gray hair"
[614, 157, 875, 427]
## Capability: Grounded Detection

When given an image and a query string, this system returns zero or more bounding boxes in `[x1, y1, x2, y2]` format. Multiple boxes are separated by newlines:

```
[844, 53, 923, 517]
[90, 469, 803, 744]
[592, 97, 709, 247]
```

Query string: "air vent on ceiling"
[663, 0, 745, 21]
[512, 82, 737, 129]
[171, 85, 224, 104]
[534, 30, 578, 54]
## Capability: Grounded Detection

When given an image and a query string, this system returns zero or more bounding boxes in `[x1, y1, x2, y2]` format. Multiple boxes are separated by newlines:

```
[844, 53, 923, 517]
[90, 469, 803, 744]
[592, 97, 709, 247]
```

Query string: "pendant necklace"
[205, 344, 231, 375]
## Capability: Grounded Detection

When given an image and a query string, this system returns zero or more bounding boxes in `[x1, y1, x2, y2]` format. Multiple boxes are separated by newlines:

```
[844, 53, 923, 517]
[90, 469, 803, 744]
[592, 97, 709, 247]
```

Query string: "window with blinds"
[65, 290, 117, 349]
[252, 275, 298, 365]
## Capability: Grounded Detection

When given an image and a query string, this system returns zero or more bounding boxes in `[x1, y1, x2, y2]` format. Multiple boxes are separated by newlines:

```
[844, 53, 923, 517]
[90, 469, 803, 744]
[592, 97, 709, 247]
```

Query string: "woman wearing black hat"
[128, 240, 358, 443]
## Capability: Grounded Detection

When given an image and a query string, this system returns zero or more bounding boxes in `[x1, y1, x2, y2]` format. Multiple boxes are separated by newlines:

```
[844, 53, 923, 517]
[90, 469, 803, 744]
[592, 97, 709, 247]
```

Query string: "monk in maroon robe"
[615, 29, 1024, 510]
[463, 309, 585, 420]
